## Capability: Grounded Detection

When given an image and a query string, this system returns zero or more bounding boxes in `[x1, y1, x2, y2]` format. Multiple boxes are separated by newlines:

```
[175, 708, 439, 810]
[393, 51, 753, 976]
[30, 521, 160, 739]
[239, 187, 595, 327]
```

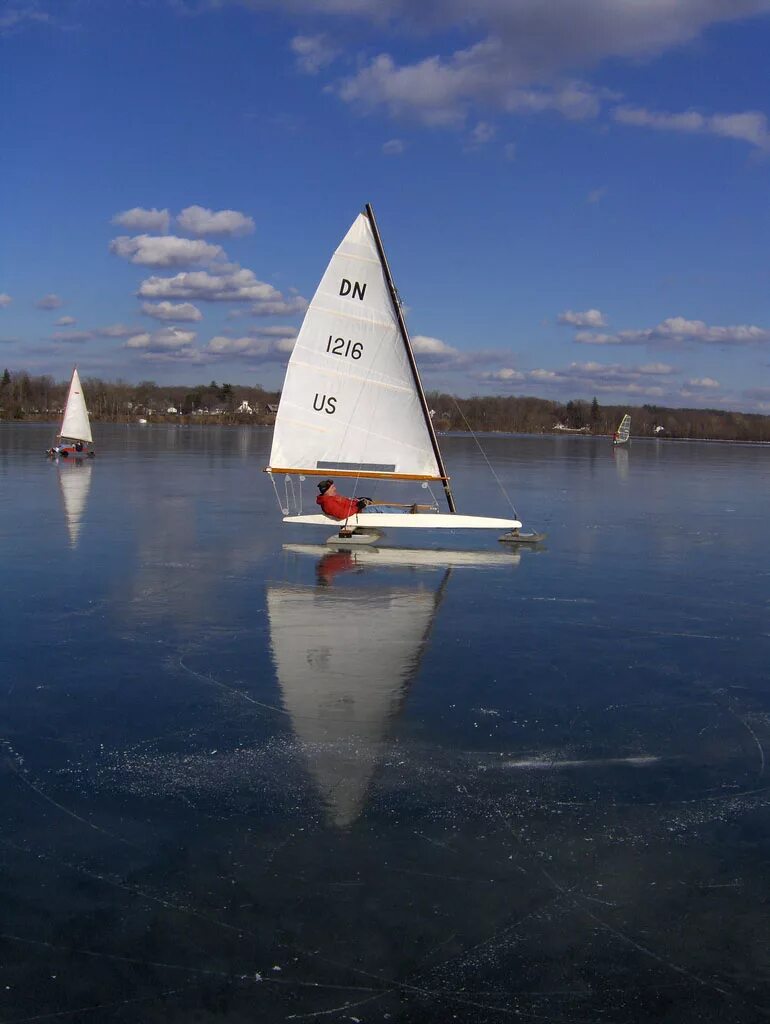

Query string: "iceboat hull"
[284, 512, 522, 531]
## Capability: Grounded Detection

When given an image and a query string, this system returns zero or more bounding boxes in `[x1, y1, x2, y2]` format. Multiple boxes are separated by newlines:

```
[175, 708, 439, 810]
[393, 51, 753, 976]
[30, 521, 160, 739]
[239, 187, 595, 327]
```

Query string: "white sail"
[267, 583, 438, 827]
[59, 368, 92, 443]
[614, 413, 631, 445]
[58, 462, 92, 548]
[268, 213, 441, 481]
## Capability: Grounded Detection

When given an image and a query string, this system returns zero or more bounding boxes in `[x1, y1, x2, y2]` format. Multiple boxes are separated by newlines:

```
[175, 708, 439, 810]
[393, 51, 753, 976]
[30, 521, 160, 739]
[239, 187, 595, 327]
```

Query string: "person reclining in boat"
[316, 479, 373, 520]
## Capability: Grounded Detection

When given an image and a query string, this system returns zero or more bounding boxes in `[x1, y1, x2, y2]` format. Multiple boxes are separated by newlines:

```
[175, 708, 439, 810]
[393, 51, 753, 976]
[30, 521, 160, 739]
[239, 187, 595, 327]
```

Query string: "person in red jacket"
[316, 479, 373, 520]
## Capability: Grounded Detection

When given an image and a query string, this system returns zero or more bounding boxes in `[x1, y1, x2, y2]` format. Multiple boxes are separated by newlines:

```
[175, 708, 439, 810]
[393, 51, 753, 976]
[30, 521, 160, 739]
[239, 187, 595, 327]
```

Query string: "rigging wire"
[450, 396, 519, 521]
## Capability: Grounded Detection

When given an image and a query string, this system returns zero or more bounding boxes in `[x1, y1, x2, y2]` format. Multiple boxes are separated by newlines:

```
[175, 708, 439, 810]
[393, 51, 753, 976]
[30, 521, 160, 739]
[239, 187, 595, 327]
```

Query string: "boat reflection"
[57, 459, 92, 548]
[269, 546, 519, 829]
[613, 445, 629, 481]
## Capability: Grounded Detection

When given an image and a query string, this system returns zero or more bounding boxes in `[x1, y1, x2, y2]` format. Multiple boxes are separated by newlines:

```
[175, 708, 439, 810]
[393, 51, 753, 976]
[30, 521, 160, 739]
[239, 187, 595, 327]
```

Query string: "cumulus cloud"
[205, 329, 298, 361]
[575, 316, 770, 347]
[0, 293, 12, 307]
[95, 323, 135, 338]
[177, 205, 255, 237]
[482, 367, 525, 381]
[612, 105, 770, 150]
[334, 44, 603, 127]
[111, 207, 171, 232]
[586, 186, 606, 204]
[686, 376, 720, 388]
[382, 138, 405, 155]
[36, 293, 62, 310]
[51, 331, 93, 343]
[468, 120, 496, 145]
[290, 33, 339, 73]
[110, 234, 225, 267]
[558, 308, 606, 328]
[478, 358, 678, 397]
[141, 301, 203, 323]
[139, 267, 287, 304]
[55, 315, 76, 326]
[125, 327, 198, 353]
[250, 294, 308, 316]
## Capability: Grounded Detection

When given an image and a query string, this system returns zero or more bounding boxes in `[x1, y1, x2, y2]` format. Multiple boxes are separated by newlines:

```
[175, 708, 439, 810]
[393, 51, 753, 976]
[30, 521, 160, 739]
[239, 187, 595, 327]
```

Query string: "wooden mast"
[364, 203, 457, 515]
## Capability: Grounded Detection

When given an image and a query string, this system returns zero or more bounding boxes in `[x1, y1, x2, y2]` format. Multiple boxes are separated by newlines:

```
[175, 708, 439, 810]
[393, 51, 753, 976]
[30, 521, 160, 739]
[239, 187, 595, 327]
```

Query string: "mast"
[364, 203, 457, 515]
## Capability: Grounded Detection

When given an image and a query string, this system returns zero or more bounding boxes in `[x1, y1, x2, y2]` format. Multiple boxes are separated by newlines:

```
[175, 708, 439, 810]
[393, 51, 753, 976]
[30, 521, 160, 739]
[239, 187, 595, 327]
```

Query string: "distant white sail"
[58, 462, 92, 548]
[613, 413, 631, 445]
[268, 213, 442, 481]
[59, 368, 92, 443]
[267, 583, 438, 827]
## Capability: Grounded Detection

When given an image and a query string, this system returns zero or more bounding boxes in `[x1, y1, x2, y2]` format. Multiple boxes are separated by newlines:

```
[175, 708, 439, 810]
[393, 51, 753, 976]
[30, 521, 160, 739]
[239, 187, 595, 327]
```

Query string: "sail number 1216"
[326, 335, 363, 360]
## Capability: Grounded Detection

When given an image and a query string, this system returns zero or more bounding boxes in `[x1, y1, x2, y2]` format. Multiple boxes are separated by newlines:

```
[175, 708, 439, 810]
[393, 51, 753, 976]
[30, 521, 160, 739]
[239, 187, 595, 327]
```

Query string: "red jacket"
[316, 492, 360, 520]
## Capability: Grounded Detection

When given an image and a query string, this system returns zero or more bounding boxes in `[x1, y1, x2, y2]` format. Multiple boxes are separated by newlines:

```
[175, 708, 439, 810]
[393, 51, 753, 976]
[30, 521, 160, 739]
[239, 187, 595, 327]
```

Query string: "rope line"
[450, 397, 519, 520]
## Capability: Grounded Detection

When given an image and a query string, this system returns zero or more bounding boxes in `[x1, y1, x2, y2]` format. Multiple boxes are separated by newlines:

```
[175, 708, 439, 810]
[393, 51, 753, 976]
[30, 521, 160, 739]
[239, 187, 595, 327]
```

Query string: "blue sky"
[2, 0, 770, 411]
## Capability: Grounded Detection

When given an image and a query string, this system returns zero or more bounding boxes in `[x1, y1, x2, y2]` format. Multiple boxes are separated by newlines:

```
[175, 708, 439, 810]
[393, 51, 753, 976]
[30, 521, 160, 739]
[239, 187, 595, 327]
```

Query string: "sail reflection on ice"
[266, 564, 446, 829]
[57, 461, 92, 548]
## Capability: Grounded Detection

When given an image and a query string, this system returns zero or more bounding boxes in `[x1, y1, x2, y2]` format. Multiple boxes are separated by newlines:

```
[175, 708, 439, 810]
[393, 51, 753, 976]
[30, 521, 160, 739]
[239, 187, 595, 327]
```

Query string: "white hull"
[284, 512, 522, 530]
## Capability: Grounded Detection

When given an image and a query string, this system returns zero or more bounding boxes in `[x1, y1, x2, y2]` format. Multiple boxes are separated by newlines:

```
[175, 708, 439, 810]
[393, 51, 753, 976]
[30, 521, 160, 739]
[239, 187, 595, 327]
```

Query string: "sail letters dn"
[340, 279, 367, 300]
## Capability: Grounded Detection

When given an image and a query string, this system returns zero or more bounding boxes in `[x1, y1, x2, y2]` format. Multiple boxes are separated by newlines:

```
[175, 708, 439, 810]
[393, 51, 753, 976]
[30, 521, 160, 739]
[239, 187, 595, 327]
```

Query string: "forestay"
[267, 213, 442, 481]
[59, 369, 92, 443]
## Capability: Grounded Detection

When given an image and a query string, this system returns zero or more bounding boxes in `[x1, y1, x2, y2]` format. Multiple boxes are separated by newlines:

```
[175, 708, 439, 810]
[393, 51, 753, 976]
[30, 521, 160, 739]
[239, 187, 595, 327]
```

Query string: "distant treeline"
[1, 369, 769, 441]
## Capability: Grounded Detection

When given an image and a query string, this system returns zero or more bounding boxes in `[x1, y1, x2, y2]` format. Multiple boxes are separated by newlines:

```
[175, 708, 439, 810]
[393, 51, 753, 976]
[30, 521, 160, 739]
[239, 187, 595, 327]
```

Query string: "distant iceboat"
[266, 204, 531, 544]
[612, 413, 631, 447]
[48, 368, 95, 458]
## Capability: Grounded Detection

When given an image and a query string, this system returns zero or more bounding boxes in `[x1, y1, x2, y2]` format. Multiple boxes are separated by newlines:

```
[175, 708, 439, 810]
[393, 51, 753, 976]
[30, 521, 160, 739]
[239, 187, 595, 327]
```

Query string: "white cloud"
[139, 267, 287, 304]
[111, 207, 171, 233]
[558, 308, 606, 328]
[586, 186, 606, 204]
[575, 316, 770, 347]
[0, 293, 12, 307]
[125, 327, 198, 351]
[111, 234, 225, 267]
[36, 293, 62, 310]
[478, 358, 677, 397]
[687, 376, 720, 388]
[469, 120, 496, 145]
[176, 205, 255, 237]
[55, 315, 76, 326]
[141, 301, 203, 323]
[51, 331, 93, 343]
[96, 323, 135, 338]
[205, 331, 298, 361]
[612, 105, 770, 150]
[0, 7, 51, 34]
[334, 43, 604, 127]
[482, 367, 525, 381]
[250, 294, 308, 316]
[382, 138, 405, 155]
[290, 33, 339, 74]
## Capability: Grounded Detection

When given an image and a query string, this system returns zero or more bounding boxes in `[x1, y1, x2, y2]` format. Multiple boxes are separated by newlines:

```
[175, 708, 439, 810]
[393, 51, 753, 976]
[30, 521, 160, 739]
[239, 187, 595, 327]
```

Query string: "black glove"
[356, 497, 373, 510]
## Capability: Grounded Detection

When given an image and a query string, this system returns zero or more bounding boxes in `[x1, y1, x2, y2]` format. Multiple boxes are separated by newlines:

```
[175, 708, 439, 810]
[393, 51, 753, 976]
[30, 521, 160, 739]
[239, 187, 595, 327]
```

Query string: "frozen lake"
[1, 422, 770, 1022]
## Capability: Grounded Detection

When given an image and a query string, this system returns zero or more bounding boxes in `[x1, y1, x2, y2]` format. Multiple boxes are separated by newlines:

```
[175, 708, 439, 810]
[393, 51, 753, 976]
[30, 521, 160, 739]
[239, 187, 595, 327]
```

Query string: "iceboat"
[48, 368, 95, 458]
[612, 413, 631, 447]
[265, 204, 534, 544]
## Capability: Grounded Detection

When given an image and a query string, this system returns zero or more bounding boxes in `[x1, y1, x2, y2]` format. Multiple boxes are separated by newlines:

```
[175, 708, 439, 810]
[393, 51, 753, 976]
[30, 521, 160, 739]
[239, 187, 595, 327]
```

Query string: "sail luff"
[364, 204, 457, 515]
